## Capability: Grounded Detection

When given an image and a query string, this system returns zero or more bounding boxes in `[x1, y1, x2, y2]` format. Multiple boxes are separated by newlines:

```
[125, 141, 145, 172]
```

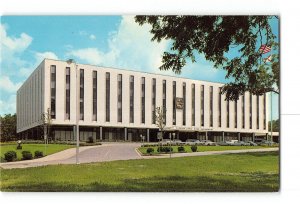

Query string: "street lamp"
[67, 59, 79, 164]
[140, 134, 145, 146]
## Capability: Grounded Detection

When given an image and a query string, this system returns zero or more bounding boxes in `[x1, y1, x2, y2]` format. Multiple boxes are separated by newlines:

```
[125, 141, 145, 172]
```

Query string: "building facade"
[17, 59, 269, 142]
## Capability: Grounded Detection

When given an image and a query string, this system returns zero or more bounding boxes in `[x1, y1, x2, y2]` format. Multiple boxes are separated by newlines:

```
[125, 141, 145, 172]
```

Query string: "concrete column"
[205, 131, 208, 140]
[266, 133, 269, 141]
[73, 126, 76, 141]
[252, 133, 255, 142]
[147, 129, 150, 142]
[222, 131, 225, 142]
[238, 132, 241, 142]
[100, 127, 103, 140]
[197, 132, 200, 140]
[124, 128, 127, 141]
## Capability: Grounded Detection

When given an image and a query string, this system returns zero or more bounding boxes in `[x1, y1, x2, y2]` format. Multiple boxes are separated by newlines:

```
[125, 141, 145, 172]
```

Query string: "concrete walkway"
[0, 143, 278, 169]
[142, 147, 279, 159]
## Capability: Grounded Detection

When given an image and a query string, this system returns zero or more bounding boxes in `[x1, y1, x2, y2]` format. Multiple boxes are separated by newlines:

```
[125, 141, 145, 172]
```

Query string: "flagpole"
[270, 91, 273, 143]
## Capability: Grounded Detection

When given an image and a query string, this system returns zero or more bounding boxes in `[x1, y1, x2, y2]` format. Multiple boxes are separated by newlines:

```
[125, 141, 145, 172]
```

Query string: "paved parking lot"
[0, 143, 141, 169]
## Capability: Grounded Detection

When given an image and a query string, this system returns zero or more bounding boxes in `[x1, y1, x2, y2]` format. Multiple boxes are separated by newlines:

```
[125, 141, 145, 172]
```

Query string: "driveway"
[0, 143, 141, 169]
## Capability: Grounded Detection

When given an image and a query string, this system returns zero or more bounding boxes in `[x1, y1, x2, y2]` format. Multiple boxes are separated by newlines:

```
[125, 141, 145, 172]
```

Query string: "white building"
[16, 59, 269, 142]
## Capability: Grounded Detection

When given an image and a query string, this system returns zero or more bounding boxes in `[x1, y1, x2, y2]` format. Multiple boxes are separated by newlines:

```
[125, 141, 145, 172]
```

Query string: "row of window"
[50, 66, 266, 130]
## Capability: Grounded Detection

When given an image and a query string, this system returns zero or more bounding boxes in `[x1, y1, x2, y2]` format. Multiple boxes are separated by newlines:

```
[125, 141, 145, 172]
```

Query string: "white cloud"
[67, 48, 103, 65]
[0, 76, 22, 93]
[89, 34, 96, 40]
[0, 94, 16, 115]
[35, 51, 58, 62]
[0, 24, 32, 54]
[67, 16, 169, 74]
[79, 30, 88, 36]
[18, 51, 59, 78]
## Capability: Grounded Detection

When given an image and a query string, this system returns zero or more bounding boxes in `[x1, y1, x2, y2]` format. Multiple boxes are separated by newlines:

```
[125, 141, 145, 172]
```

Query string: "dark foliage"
[4, 151, 17, 162]
[135, 16, 279, 100]
[21, 151, 33, 160]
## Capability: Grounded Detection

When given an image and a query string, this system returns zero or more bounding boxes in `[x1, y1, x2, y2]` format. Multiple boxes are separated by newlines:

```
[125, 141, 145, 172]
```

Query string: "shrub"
[34, 150, 44, 158]
[157, 146, 173, 153]
[157, 146, 164, 152]
[22, 151, 33, 160]
[178, 146, 185, 152]
[146, 147, 154, 154]
[4, 151, 17, 162]
[191, 145, 198, 152]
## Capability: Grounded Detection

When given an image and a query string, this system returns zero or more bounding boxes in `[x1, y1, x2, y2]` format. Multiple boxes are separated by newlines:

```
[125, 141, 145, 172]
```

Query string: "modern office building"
[16, 59, 269, 142]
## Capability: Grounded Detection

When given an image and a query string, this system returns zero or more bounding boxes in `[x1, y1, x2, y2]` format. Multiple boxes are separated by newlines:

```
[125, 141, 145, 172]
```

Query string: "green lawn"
[0, 151, 279, 192]
[139, 145, 271, 155]
[0, 144, 74, 161]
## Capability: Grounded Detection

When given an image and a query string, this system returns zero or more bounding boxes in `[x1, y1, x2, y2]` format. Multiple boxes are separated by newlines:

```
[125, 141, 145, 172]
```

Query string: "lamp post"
[140, 134, 143, 146]
[68, 59, 79, 164]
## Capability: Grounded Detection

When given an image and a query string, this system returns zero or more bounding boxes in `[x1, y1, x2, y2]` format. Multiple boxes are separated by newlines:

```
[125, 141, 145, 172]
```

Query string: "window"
[163, 80, 167, 124]
[65, 67, 70, 120]
[117, 74, 122, 122]
[209, 86, 213, 127]
[79, 69, 84, 120]
[201, 85, 204, 126]
[50, 65, 56, 119]
[249, 94, 252, 129]
[105, 72, 110, 122]
[235, 99, 237, 128]
[152, 78, 156, 124]
[192, 84, 195, 126]
[227, 100, 230, 128]
[242, 94, 245, 128]
[183, 82, 186, 126]
[218, 87, 222, 127]
[257, 95, 259, 129]
[141, 77, 145, 124]
[130, 75, 134, 123]
[92, 71, 97, 121]
[173, 81, 176, 125]
[263, 93, 266, 130]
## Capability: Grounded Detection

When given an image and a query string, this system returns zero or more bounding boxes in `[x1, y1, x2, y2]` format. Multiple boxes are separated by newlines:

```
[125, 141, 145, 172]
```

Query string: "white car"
[185, 139, 201, 145]
[200, 140, 216, 146]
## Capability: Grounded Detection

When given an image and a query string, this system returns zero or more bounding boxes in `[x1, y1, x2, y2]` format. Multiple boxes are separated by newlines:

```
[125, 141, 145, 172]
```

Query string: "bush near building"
[21, 151, 33, 160]
[4, 151, 17, 162]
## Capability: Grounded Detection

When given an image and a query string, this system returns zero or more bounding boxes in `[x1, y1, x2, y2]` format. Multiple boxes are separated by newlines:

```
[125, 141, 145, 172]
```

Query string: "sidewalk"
[141, 147, 279, 159]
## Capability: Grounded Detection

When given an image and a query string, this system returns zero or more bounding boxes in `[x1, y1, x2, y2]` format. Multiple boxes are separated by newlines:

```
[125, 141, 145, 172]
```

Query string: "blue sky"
[0, 16, 279, 120]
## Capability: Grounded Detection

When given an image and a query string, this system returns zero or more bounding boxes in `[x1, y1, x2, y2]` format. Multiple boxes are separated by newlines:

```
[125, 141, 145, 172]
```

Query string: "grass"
[0, 144, 74, 161]
[0, 151, 279, 192]
[139, 145, 272, 155]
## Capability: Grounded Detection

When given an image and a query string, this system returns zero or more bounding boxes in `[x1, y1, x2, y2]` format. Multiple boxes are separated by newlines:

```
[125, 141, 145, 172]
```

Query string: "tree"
[0, 114, 17, 142]
[41, 108, 52, 143]
[135, 16, 279, 100]
[155, 106, 166, 141]
[268, 119, 279, 132]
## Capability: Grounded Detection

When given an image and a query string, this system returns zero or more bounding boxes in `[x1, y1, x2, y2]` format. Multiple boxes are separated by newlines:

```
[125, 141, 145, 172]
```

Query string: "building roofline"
[44, 58, 226, 85]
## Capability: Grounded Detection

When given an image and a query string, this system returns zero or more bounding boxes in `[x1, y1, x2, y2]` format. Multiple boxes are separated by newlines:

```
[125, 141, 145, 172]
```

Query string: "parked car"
[225, 140, 240, 146]
[171, 139, 184, 145]
[260, 140, 277, 146]
[248, 141, 258, 146]
[238, 141, 250, 146]
[159, 139, 172, 145]
[217, 141, 230, 146]
[200, 140, 216, 146]
[185, 139, 201, 145]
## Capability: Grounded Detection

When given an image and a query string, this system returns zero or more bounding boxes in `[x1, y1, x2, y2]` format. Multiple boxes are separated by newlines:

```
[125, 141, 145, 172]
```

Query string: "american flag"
[259, 44, 271, 54]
